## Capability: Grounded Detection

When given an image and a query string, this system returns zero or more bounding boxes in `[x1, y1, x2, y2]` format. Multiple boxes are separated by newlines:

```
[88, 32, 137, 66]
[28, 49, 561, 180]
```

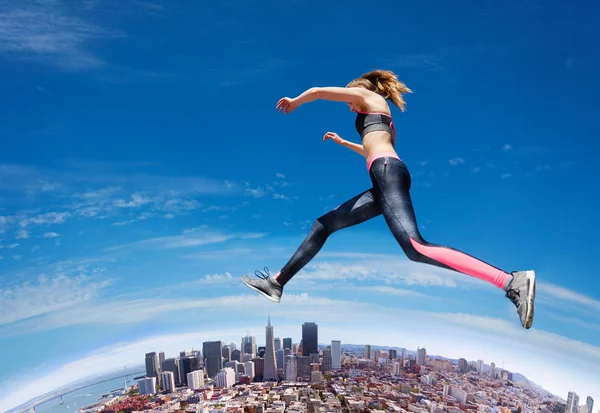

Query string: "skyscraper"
[222, 345, 231, 363]
[331, 340, 341, 369]
[586, 397, 594, 413]
[145, 352, 161, 384]
[274, 337, 281, 351]
[364, 345, 371, 360]
[458, 358, 468, 373]
[322, 349, 332, 372]
[476, 360, 484, 372]
[202, 341, 223, 379]
[567, 392, 580, 413]
[263, 316, 278, 380]
[490, 362, 496, 379]
[283, 337, 292, 350]
[160, 371, 175, 393]
[416, 348, 427, 366]
[242, 335, 256, 356]
[179, 355, 199, 386]
[388, 349, 397, 360]
[161, 358, 180, 386]
[302, 322, 318, 357]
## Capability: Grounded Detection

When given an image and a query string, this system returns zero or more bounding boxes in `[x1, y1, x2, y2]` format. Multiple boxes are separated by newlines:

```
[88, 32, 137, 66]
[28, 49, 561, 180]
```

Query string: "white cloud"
[113, 192, 151, 208]
[501, 173, 513, 179]
[196, 272, 234, 284]
[0, 274, 112, 325]
[276, 173, 286, 179]
[12, 255, 22, 261]
[244, 183, 265, 198]
[503, 144, 513, 151]
[20, 212, 69, 227]
[539, 282, 600, 312]
[471, 167, 481, 173]
[15, 229, 29, 239]
[6, 243, 19, 249]
[43, 232, 60, 238]
[449, 158, 465, 166]
[273, 193, 289, 200]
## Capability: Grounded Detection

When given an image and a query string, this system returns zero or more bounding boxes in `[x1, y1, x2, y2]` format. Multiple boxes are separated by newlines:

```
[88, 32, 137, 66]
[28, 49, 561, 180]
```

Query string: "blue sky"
[1, 0, 599, 410]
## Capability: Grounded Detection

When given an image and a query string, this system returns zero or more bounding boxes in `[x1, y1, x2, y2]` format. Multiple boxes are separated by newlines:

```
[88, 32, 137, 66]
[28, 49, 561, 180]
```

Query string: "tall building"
[179, 355, 199, 386]
[145, 352, 161, 385]
[160, 371, 175, 393]
[389, 349, 397, 360]
[331, 340, 341, 369]
[283, 337, 292, 350]
[276, 349, 285, 371]
[274, 338, 281, 351]
[285, 354, 298, 381]
[322, 349, 332, 372]
[215, 367, 236, 388]
[490, 362, 496, 379]
[245, 361, 255, 380]
[458, 358, 468, 373]
[231, 349, 241, 362]
[187, 370, 205, 390]
[364, 345, 371, 360]
[222, 346, 231, 363]
[302, 322, 318, 357]
[252, 357, 265, 379]
[586, 397, 594, 413]
[263, 316, 278, 380]
[161, 358, 180, 386]
[476, 360, 484, 372]
[568, 392, 580, 413]
[202, 341, 223, 379]
[416, 348, 427, 366]
[138, 377, 156, 395]
[242, 335, 257, 356]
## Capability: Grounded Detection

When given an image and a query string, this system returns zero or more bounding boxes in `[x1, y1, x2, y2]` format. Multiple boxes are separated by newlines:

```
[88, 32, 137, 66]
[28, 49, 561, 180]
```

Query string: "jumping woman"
[241, 69, 536, 329]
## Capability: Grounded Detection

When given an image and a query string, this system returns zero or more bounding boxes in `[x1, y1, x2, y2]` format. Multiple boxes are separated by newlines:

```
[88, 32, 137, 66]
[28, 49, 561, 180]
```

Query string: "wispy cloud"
[15, 230, 29, 240]
[449, 158, 465, 166]
[0, 1, 123, 70]
[539, 282, 600, 313]
[501, 173, 513, 179]
[43, 232, 60, 238]
[503, 144, 513, 151]
[0, 274, 112, 325]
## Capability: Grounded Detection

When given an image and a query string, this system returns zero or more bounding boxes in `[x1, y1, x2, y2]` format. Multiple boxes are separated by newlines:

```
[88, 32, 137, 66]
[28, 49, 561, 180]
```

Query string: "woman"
[241, 69, 536, 329]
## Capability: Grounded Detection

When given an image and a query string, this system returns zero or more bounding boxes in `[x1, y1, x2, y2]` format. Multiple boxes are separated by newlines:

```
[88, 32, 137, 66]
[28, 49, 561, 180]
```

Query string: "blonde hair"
[346, 69, 412, 111]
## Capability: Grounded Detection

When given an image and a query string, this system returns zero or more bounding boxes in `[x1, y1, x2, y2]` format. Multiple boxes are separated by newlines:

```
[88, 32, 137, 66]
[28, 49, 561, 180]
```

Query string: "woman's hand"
[323, 131, 344, 144]
[276, 97, 300, 114]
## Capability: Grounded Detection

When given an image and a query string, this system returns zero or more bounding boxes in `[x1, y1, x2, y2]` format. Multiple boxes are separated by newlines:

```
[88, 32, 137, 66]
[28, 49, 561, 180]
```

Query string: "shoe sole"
[524, 270, 536, 329]
[241, 277, 281, 303]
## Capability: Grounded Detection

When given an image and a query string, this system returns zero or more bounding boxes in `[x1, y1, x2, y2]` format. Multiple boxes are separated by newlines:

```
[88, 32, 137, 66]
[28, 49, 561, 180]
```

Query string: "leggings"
[276, 156, 511, 290]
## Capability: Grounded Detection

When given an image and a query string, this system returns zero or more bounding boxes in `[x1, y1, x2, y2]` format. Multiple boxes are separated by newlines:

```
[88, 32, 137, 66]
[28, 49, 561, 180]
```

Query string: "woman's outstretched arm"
[277, 87, 370, 113]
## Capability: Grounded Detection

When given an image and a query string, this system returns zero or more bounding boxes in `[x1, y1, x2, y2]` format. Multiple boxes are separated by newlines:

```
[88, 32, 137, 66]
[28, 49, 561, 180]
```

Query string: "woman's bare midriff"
[362, 130, 397, 162]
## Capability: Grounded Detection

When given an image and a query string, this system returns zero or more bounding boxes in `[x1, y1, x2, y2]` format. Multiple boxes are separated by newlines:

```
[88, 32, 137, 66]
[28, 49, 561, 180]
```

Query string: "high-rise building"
[245, 361, 255, 380]
[158, 352, 165, 367]
[187, 370, 205, 390]
[283, 338, 292, 350]
[297, 356, 311, 379]
[232, 349, 241, 362]
[322, 349, 332, 372]
[145, 352, 161, 385]
[242, 335, 256, 356]
[586, 397, 594, 413]
[364, 345, 371, 360]
[476, 360, 484, 372]
[215, 367, 236, 388]
[263, 316, 278, 380]
[331, 340, 341, 369]
[229, 342, 236, 352]
[160, 371, 175, 393]
[568, 392, 580, 413]
[202, 341, 223, 379]
[179, 355, 199, 386]
[161, 358, 180, 386]
[138, 377, 156, 395]
[276, 349, 285, 371]
[285, 354, 298, 381]
[274, 338, 281, 351]
[222, 346, 231, 363]
[490, 362, 496, 379]
[252, 357, 264, 379]
[401, 348, 406, 360]
[389, 349, 397, 360]
[302, 322, 318, 357]
[416, 348, 427, 366]
[458, 358, 468, 373]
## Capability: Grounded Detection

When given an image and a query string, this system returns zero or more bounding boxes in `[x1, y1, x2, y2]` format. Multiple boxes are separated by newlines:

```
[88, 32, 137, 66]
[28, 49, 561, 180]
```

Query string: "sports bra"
[355, 112, 396, 146]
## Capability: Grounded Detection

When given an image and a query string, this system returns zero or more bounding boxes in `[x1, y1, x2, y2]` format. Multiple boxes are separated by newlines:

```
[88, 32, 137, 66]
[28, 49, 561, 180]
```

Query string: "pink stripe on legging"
[409, 238, 509, 289]
[367, 151, 400, 171]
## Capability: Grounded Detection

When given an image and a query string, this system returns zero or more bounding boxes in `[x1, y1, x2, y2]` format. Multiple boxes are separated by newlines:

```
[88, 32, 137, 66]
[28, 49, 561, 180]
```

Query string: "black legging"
[276, 156, 510, 290]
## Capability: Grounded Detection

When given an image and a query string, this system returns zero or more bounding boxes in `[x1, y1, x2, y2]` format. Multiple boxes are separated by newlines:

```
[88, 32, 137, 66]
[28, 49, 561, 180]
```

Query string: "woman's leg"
[241, 188, 382, 301]
[369, 156, 535, 328]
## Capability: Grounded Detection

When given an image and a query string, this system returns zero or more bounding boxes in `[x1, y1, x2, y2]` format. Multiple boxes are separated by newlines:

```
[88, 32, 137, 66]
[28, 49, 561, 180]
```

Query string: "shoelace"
[254, 266, 271, 280]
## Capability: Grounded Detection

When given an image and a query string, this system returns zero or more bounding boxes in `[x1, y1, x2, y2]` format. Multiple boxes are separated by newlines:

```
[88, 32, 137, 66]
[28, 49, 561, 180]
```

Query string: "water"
[33, 373, 142, 413]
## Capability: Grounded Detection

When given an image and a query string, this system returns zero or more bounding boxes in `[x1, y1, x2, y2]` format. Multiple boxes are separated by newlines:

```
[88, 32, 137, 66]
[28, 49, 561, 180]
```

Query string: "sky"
[1, 0, 599, 411]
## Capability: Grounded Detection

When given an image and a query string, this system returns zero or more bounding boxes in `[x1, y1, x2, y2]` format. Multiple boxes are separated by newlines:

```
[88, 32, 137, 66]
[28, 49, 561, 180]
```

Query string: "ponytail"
[347, 69, 412, 111]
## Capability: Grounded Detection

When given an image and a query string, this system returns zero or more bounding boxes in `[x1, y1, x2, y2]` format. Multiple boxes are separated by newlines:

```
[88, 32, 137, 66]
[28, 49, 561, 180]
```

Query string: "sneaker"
[241, 267, 283, 303]
[505, 270, 536, 329]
